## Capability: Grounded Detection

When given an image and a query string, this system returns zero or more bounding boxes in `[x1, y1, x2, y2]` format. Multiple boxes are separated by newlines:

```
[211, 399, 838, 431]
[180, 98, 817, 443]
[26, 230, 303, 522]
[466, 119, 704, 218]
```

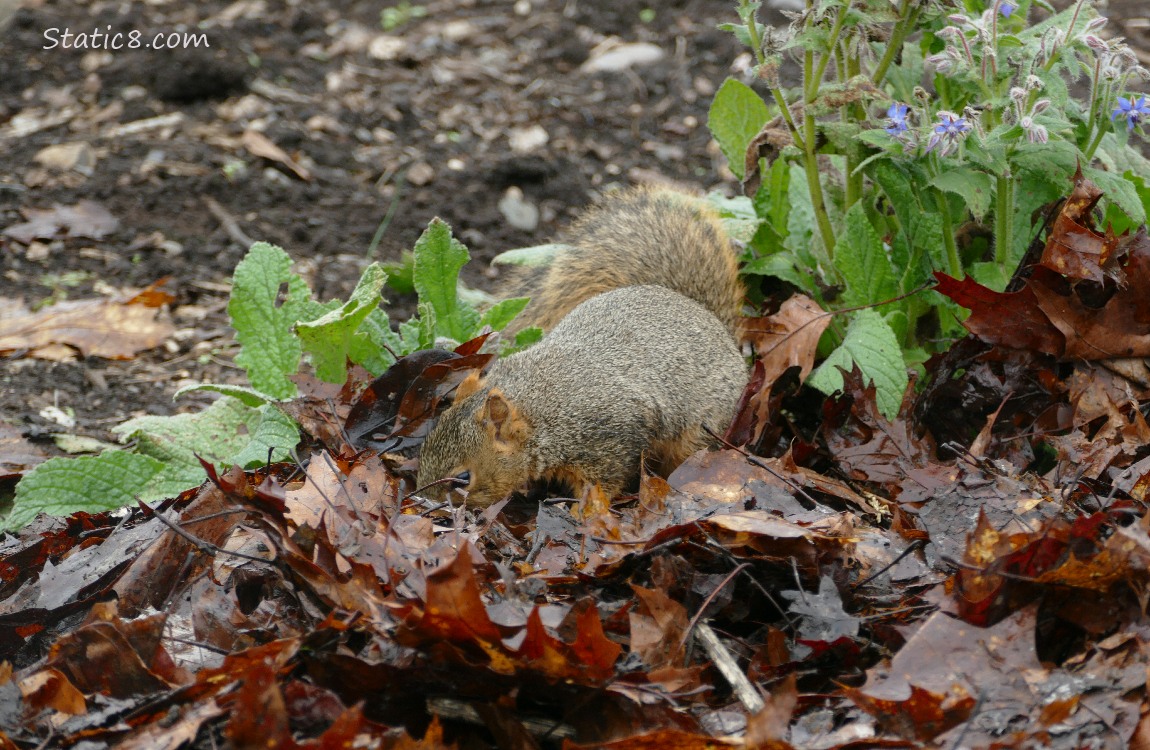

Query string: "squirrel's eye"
[453, 471, 471, 486]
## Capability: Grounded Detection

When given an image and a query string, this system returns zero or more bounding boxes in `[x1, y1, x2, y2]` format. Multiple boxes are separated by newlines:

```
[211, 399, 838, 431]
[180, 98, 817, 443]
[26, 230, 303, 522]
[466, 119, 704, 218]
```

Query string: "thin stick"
[694, 621, 765, 714]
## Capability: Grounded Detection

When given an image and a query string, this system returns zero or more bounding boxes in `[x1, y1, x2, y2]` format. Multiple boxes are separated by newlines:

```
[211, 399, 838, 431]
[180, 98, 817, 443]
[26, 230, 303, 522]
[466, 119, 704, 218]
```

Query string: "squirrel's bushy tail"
[502, 188, 744, 335]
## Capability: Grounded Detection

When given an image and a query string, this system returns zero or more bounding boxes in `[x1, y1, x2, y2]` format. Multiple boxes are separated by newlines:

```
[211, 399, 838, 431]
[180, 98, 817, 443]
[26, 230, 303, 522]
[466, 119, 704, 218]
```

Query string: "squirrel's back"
[417, 285, 746, 505]
[505, 188, 744, 334]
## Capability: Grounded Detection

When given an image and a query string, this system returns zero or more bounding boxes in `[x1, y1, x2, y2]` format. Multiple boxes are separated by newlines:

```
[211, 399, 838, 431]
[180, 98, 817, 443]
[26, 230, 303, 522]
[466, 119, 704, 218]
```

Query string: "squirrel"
[415, 187, 747, 506]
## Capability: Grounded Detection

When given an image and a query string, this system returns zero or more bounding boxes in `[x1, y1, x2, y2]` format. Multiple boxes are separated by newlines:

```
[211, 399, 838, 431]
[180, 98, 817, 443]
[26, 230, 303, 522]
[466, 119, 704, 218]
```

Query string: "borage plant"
[710, 0, 1150, 415]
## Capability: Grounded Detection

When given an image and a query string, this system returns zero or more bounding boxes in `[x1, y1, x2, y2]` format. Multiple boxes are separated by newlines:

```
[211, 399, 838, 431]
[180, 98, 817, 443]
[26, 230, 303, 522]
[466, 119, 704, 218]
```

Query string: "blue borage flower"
[885, 103, 910, 135]
[1112, 95, 1150, 132]
[924, 111, 972, 156]
[997, 1, 1017, 18]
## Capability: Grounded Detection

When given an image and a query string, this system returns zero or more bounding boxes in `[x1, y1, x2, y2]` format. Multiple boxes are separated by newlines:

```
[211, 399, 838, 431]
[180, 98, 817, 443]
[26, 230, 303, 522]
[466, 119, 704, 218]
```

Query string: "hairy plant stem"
[994, 173, 1014, 266]
[1083, 124, 1107, 161]
[934, 188, 962, 277]
[802, 44, 837, 262]
[873, 0, 920, 86]
[798, 0, 848, 263]
[845, 45, 864, 209]
[743, 1, 805, 152]
[805, 5, 848, 103]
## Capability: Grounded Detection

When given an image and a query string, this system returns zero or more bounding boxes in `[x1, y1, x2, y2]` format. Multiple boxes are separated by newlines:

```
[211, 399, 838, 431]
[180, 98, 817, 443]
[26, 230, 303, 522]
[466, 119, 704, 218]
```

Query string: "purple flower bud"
[1085, 16, 1107, 32]
[1031, 99, 1051, 115]
[1083, 34, 1108, 52]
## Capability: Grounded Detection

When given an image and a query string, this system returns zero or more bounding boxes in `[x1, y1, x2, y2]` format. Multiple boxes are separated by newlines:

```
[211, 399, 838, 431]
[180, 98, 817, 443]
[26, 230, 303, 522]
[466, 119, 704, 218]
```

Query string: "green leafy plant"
[4, 219, 525, 531]
[709, 0, 1150, 416]
[381, 1, 427, 32]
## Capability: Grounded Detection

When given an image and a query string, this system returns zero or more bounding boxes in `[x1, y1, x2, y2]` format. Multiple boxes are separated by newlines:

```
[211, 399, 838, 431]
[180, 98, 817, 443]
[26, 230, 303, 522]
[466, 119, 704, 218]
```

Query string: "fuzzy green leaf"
[296, 263, 388, 384]
[503, 325, 543, 355]
[228, 242, 312, 399]
[708, 78, 770, 180]
[412, 219, 480, 342]
[5, 452, 165, 531]
[350, 307, 403, 375]
[836, 204, 897, 308]
[113, 396, 298, 502]
[174, 383, 278, 407]
[491, 244, 570, 267]
[1085, 167, 1146, 227]
[481, 297, 530, 332]
[808, 308, 908, 420]
[931, 170, 994, 222]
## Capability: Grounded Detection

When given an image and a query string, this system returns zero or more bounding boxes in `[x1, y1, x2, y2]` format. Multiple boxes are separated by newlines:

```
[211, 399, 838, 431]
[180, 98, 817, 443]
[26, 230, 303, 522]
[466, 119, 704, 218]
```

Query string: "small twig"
[704, 425, 822, 508]
[149, 505, 271, 564]
[204, 196, 255, 248]
[853, 539, 926, 588]
[163, 635, 231, 656]
[404, 475, 468, 502]
[693, 621, 765, 714]
[679, 563, 749, 651]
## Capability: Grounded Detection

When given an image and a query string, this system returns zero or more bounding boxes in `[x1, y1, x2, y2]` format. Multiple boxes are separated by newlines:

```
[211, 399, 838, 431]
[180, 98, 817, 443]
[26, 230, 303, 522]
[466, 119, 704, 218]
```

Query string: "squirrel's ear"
[456, 371, 485, 401]
[482, 388, 528, 448]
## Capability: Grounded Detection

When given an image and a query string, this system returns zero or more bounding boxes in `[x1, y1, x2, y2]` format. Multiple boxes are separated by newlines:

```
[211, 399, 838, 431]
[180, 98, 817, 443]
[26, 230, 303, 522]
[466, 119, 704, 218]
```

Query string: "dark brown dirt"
[0, 0, 744, 450]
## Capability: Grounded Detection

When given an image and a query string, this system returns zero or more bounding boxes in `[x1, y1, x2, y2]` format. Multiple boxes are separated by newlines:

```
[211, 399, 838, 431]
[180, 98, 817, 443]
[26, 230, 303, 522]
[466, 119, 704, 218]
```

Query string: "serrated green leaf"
[174, 383, 277, 407]
[931, 170, 995, 221]
[228, 242, 312, 399]
[503, 325, 543, 355]
[708, 78, 770, 180]
[350, 307, 402, 375]
[1085, 167, 1146, 227]
[970, 261, 1013, 292]
[5, 452, 165, 531]
[412, 219, 480, 342]
[481, 297, 530, 332]
[296, 263, 388, 384]
[113, 396, 298, 502]
[1011, 139, 1079, 187]
[742, 251, 815, 290]
[381, 250, 416, 295]
[808, 308, 908, 420]
[837, 204, 897, 308]
[491, 243, 570, 267]
[784, 163, 817, 265]
[229, 404, 301, 469]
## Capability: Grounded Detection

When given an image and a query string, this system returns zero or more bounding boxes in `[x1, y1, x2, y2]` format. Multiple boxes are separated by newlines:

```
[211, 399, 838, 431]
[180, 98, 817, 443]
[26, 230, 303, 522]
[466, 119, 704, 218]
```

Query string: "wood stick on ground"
[694, 620, 766, 714]
[204, 196, 255, 249]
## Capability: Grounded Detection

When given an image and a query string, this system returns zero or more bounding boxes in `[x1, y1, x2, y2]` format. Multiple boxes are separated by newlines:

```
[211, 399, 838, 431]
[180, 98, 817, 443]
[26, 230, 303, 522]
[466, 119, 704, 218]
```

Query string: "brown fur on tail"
[502, 188, 744, 335]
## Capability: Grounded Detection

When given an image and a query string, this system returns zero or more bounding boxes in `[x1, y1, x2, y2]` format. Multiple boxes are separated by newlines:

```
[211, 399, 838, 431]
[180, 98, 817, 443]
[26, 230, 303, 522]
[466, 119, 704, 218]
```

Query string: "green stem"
[934, 189, 962, 277]
[873, 0, 917, 86]
[805, 5, 849, 103]
[742, 0, 804, 151]
[845, 46, 864, 209]
[994, 173, 1014, 266]
[1083, 125, 1107, 161]
[804, 111, 838, 263]
[743, 0, 766, 67]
